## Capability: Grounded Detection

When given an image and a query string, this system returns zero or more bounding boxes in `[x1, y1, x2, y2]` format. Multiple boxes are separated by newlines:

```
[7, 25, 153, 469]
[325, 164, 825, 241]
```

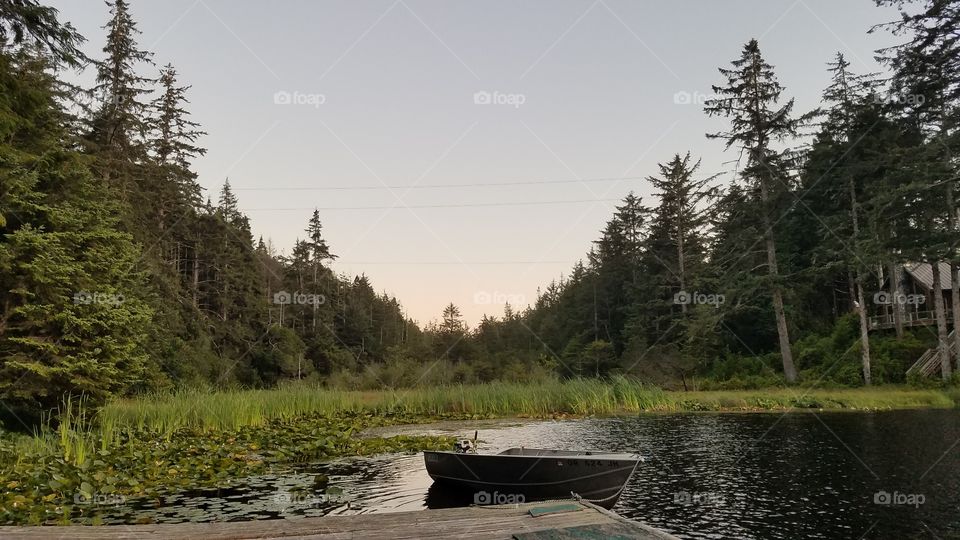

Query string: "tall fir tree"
[0, 42, 151, 409]
[704, 39, 807, 382]
[88, 0, 154, 202]
[874, 0, 960, 378]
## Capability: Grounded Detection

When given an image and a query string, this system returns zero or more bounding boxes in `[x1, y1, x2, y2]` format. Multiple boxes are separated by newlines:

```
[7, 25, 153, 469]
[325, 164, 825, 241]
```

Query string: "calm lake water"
[101, 410, 960, 539]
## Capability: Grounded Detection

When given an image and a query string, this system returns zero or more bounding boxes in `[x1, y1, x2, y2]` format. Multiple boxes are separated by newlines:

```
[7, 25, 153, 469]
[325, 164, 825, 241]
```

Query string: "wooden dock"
[0, 501, 677, 539]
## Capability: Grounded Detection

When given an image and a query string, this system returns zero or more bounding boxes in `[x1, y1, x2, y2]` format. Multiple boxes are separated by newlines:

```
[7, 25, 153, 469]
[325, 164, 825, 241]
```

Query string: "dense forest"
[1, 0, 959, 414]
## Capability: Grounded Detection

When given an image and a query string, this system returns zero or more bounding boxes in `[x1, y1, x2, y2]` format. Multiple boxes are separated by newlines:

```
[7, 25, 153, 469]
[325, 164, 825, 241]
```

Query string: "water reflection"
[98, 410, 959, 539]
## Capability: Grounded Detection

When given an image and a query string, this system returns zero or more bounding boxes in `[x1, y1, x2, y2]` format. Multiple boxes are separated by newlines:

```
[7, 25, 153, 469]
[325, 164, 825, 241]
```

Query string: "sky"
[48, 0, 901, 326]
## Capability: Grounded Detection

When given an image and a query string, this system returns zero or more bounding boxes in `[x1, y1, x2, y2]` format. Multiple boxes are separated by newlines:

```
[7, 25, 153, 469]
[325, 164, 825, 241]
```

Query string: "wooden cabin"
[869, 262, 954, 331]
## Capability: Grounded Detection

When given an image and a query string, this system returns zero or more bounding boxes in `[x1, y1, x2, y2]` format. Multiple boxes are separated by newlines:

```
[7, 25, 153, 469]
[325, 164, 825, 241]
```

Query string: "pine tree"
[645, 153, 718, 313]
[437, 302, 467, 361]
[305, 209, 334, 265]
[0, 0, 86, 66]
[704, 39, 807, 382]
[0, 46, 151, 409]
[303, 209, 335, 333]
[88, 0, 154, 200]
[588, 193, 649, 355]
[217, 179, 244, 226]
[813, 53, 882, 384]
[147, 63, 205, 277]
[624, 153, 718, 380]
[150, 63, 204, 204]
[874, 0, 960, 378]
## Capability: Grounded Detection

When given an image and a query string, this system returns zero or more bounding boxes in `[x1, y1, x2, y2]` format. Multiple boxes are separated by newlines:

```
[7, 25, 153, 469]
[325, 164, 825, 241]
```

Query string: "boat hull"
[423, 449, 638, 509]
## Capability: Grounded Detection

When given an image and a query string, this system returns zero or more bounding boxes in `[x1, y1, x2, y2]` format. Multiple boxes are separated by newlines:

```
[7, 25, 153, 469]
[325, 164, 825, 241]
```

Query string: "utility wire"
[242, 198, 621, 211]
[232, 176, 645, 191]
[335, 260, 576, 265]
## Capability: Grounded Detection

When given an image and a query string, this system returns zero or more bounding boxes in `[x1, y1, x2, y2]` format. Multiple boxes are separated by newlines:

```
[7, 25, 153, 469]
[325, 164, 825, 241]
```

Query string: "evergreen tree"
[305, 209, 334, 265]
[0, 47, 151, 409]
[625, 153, 718, 378]
[807, 53, 884, 384]
[645, 153, 717, 313]
[704, 39, 808, 382]
[588, 193, 649, 355]
[0, 0, 85, 66]
[874, 0, 960, 378]
[437, 302, 467, 361]
[88, 0, 154, 201]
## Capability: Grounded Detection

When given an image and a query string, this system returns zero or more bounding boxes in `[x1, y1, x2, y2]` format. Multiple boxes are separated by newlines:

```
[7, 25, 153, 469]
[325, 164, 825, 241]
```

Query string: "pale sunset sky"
[50, 0, 899, 325]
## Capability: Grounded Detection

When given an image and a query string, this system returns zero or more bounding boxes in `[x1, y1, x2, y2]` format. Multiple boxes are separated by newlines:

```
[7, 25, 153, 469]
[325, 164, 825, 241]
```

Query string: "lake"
[102, 410, 960, 539]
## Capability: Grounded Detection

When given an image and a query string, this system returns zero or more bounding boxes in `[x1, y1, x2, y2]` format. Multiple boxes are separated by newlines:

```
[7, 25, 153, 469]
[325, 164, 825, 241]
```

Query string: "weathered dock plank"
[0, 501, 677, 540]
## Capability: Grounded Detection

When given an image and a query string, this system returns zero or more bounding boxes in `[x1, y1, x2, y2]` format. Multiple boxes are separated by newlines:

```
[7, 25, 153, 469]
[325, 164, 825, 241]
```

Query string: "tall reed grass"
[8, 380, 954, 463]
[97, 377, 668, 435]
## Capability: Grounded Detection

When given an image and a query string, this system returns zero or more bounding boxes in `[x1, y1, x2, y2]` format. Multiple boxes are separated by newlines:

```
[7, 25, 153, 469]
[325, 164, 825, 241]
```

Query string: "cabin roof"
[904, 262, 952, 291]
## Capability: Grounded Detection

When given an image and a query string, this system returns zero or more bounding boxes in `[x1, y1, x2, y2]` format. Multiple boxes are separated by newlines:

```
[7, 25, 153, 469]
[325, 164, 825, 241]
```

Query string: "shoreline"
[1, 384, 956, 526]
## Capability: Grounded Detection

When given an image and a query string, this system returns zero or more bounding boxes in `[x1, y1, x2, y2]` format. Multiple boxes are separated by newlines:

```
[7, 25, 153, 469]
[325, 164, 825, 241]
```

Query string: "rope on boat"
[569, 456, 640, 506]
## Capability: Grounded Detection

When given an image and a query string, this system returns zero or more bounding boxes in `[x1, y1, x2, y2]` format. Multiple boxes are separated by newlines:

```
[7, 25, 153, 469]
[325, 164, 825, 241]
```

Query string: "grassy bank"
[668, 387, 958, 411]
[98, 377, 669, 435]
[1, 379, 956, 525]
[99, 378, 958, 436]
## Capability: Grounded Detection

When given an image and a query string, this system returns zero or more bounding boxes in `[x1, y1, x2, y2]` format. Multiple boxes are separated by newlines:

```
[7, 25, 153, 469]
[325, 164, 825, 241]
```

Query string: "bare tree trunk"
[759, 176, 796, 382]
[847, 272, 857, 311]
[192, 241, 200, 309]
[855, 273, 872, 385]
[766, 228, 797, 382]
[832, 279, 839, 318]
[890, 261, 904, 338]
[770, 286, 796, 382]
[932, 261, 952, 380]
[678, 225, 687, 315]
[949, 181, 959, 369]
[847, 178, 870, 384]
[952, 262, 960, 368]
[221, 261, 228, 321]
[312, 265, 318, 331]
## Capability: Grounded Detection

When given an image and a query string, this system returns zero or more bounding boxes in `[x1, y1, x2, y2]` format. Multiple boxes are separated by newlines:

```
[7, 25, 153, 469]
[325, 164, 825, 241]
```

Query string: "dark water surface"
[103, 410, 960, 539]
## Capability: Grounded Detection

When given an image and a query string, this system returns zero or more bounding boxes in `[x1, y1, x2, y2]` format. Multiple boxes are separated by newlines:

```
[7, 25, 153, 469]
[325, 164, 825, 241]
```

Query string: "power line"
[334, 260, 576, 265]
[242, 197, 621, 211]
[232, 175, 645, 191]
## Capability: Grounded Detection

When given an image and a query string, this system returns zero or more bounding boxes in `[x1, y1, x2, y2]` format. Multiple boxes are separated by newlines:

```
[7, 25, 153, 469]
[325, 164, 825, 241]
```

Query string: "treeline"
[416, 0, 960, 389]
[0, 0, 440, 411]
[1, 0, 958, 412]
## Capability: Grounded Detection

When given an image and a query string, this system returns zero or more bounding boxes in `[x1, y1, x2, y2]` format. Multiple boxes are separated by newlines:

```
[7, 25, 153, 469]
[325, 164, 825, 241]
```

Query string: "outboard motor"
[454, 430, 479, 453]
[454, 439, 475, 453]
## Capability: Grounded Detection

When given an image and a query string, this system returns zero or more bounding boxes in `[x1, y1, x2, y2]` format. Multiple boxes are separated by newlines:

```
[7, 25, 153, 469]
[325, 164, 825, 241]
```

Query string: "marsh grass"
[98, 384, 366, 437]
[97, 377, 670, 434]
[0, 378, 954, 522]
[9, 379, 955, 464]
[669, 387, 958, 411]
[93, 378, 958, 437]
[1, 380, 953, 526]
